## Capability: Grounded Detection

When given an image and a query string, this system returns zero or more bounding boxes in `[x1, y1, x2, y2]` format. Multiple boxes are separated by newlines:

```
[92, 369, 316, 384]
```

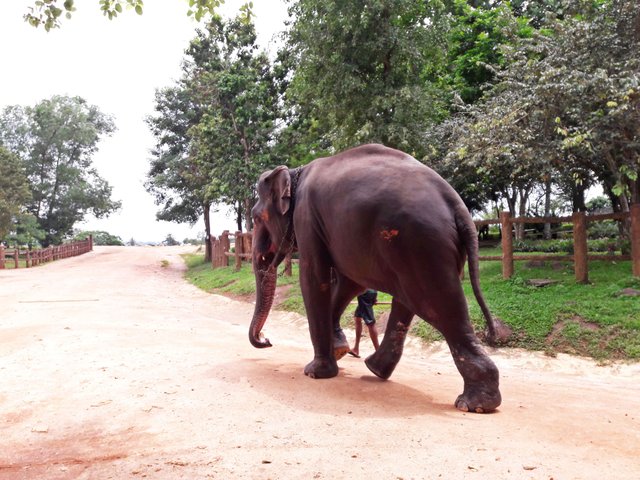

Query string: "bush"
[511, 238, 625, 254]
[588, 220, 619, 239]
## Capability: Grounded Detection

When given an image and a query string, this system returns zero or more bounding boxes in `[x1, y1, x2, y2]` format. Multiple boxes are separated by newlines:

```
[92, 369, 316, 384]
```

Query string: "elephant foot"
[333, 329, 350, 360]
[454, 387, 501, 413]
[304, 357, 339, 379]
[364, 351, 397, 380]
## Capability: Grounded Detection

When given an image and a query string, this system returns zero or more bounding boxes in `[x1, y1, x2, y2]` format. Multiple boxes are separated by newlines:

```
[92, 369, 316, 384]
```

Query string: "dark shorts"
[354, 290, 377, 325]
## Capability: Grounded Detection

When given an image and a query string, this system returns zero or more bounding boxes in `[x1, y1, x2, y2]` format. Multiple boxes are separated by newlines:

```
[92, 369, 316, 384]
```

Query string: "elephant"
[248, 144, 506, 413]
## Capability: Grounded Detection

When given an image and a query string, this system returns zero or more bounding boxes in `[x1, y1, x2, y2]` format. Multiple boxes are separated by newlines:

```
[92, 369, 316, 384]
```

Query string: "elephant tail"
[455, 209, 506, 347]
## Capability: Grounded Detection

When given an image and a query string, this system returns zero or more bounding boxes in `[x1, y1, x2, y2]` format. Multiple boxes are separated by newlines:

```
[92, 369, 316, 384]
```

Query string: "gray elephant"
[249, 144, 505, 413]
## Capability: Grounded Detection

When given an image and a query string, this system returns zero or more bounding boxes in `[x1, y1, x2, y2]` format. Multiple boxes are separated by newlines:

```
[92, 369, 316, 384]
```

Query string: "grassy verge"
[182, 252, 640, 361]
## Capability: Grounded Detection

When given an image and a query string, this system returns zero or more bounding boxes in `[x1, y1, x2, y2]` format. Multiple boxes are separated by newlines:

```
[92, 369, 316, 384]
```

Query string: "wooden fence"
[208, 205, 640, 283]
[210, 230, 292, 275]
[476, 206, 640, 283]
[0, 236, 93, 270]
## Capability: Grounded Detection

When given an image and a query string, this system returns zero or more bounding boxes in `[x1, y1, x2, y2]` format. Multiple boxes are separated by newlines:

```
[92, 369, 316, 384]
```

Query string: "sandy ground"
[0, 246, 638, 480]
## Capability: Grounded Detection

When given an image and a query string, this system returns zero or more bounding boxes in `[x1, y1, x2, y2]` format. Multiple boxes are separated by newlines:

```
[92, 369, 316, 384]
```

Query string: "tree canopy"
[140, 0, 640, 241]
[0, 147, 31, 239]
[146, 6, 279, 257]
[428, 0, 639, 220]
[0, 95, 121, 246]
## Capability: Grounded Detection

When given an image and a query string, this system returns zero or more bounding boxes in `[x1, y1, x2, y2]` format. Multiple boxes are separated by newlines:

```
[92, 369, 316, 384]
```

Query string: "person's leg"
[351, 316, 363, 357]
[367, 322, 379, 350]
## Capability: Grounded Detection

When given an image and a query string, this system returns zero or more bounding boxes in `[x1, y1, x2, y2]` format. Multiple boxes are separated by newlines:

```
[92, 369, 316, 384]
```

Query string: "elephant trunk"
[249, 261, 277, 348]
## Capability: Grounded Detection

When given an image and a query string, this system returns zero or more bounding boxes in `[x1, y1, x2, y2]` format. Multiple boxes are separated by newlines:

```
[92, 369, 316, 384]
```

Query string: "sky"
[0, 1, 288, 243]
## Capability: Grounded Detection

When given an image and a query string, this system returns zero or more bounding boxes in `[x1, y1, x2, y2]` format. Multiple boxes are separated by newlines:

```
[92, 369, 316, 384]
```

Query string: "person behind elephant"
[349, 289, 379, 358]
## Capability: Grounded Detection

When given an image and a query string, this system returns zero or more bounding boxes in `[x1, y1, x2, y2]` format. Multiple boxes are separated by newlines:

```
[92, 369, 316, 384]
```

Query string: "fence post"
[26, 250, 31, 268]
[500, 211, 514, 279]
[631, 204, 640, 278]
[221, 231, 230, 267]
[235, 231, 243, 271]
[0, 244, 4, 269]
[210, 236, 218, 268]
[14, 248, 19, 268]
[573, 211, 589, 284]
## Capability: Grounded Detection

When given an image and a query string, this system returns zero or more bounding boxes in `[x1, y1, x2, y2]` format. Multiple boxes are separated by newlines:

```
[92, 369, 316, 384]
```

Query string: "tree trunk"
[516, 188, 528, 241]
[543, 176, 552, 240]
[244, 198, 253, 232]
[203, 202, 212, 262]
[236, 201, 243, 232]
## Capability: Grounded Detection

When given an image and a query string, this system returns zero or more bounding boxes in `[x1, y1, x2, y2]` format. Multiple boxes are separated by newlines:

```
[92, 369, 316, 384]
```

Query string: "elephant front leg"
[365, 298, 414, 380]
[299, 258, 338, 379]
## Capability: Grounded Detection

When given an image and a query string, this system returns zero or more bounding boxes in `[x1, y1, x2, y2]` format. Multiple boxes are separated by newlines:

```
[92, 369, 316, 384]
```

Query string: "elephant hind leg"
[430, 297, 501, 413]
[365, 298, 414, 380]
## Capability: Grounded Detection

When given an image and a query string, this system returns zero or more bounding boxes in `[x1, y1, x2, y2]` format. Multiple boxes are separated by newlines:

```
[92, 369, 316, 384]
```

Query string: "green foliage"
[147, 10, 279, 234]
[511, 237, 626, 254]
[446, 0, 534, 104]
[464, 259, 640, 359]
[428, 0, 640, 219]
[188, 12, 281, 230]
[5, 213, 46, 248]
[163, 233, 179, 246]
[24, 0, 223, 30]
[283, 0, 449, 157]
[0, 96, 121, 246]
[74, 230, 124, 246]
[0, 146, 31, 239]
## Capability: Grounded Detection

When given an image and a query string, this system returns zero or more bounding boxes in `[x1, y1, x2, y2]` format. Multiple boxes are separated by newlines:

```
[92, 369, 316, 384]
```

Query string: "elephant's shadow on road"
[208, 356, 457, 418]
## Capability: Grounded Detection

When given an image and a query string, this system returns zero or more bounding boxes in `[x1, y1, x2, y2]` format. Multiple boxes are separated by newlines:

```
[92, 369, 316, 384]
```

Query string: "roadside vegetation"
[183, 252, 640, 362]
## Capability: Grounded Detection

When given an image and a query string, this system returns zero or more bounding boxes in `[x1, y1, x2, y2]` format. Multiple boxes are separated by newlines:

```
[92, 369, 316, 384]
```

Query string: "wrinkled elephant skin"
[248, 144, 503, 413]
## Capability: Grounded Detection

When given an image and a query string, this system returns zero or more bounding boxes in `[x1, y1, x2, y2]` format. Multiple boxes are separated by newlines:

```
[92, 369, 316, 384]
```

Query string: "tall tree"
[146, 83, 216, 259]
[0, 146, 32, 239]
[283, 0, 449, 157]
[147, 8, 280, 238]
[428, 0, 640, 235]
[0, 96, 121, 246]
[187, 9, 280, 231]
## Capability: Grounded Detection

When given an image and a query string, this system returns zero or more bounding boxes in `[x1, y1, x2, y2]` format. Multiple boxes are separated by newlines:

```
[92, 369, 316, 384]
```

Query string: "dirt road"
[0, 246, 638, 479]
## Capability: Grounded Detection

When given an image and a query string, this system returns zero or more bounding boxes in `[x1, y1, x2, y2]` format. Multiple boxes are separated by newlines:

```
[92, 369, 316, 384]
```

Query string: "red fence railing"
[0, 236, 93, 270]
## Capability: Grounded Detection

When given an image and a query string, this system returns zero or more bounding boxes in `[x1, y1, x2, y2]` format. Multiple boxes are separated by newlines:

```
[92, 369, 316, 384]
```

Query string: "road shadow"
[206, 356, 456, 418]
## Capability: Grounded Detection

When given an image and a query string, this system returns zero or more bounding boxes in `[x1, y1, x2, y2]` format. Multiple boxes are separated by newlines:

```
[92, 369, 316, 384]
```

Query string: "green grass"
[181, 252, 640, 361]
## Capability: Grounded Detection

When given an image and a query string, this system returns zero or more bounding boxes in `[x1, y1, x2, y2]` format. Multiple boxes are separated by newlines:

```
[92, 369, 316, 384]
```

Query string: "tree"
[163, 233, 180, 246]
[146, 83, 215, 258]
[0, 96, 121, 246]
[427, 0, 640, 238]
[74, 230, 124, 245]
[0, 146, 31, 240]
[283, 0, 449, 157]
[24, 0, 224, 31]
[186, 9, 281, 231]
[147, 8, 278, 249]
[444, 0, 535, 104]
[5, 213, 46, 248]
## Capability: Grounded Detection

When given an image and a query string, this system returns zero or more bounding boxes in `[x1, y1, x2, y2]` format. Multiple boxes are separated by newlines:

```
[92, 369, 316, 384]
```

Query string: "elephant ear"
[267, 166, 291, 215]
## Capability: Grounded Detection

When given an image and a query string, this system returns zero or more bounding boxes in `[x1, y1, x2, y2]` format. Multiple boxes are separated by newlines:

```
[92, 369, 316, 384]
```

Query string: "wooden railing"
[476, 206, 640, 282]
[210, 230, 292, 275]
[0, 236, 93, 270]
